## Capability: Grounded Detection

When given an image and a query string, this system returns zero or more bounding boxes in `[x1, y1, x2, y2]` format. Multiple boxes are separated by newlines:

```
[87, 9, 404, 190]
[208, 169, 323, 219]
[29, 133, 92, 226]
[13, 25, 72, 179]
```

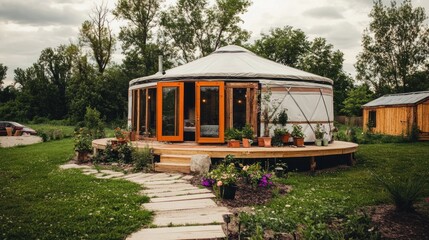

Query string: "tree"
[0, 63, 7, 88]
[113, 0, 163, 77]
[250, 27, 353, 114]
[297, 38, 353, 113]
[160, 0, 251, 63]
[355, 0, 429, 96]
[80, 2, 115, 74]
[341, 84, 374, 117]
[250, 26, 309, 67]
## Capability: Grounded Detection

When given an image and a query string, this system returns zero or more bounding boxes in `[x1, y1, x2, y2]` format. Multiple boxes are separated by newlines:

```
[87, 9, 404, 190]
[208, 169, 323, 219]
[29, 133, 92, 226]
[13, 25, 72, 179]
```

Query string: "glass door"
[156, 82, 184, 142]
[195, 81, 224, 143]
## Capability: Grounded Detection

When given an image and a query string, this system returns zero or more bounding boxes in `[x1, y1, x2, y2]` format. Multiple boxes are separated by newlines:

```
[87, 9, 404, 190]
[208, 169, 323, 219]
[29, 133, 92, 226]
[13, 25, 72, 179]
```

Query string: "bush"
[133, 145, 154, 171]
[93, 142, 133, 164]
[84, 107, 105, 139]
[373, 173, 425, 212]
[36, 129, 65, 142]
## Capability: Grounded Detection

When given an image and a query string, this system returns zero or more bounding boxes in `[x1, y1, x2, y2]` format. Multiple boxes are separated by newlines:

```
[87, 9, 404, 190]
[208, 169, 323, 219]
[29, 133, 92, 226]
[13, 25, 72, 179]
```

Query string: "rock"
[190, 155, 211, 174]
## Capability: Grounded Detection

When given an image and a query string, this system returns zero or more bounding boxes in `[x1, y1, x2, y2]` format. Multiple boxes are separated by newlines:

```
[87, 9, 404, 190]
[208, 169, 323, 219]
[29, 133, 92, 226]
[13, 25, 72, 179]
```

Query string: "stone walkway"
[60, 164, 229, 240]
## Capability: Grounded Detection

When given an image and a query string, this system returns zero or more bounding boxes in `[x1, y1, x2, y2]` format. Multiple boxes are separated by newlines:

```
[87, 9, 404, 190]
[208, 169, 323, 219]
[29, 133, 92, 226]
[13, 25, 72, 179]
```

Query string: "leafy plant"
[74, 128, 92, 152]
[225, 128, 242, 141]
[314, 123, 326, 140]
[272, 128, 286, 147]
[208, 163, 239, 187]
[241, 124, 255, 139]
[132, 145, 153, 171]
[114, 127, 125, 139]
[277, 109, 288, 126]
[291, 124, 305, 138]
[373, 173, 425, 212]
[84, 107, 105, 139]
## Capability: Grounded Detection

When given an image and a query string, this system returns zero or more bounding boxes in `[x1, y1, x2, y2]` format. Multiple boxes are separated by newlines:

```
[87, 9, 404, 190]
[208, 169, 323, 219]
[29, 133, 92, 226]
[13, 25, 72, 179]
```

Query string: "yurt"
[127, 45, 334, 144]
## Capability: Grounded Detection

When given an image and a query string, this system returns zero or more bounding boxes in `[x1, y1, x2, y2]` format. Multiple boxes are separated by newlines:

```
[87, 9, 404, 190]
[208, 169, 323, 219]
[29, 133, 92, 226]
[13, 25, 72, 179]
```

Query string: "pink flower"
[425, 197, 429, 203]
[217, 181, 223, 187]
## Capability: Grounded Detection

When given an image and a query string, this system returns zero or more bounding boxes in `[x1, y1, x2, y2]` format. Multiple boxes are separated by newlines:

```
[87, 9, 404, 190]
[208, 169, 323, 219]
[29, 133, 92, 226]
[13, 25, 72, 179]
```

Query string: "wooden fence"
[335, 116, 363, 127]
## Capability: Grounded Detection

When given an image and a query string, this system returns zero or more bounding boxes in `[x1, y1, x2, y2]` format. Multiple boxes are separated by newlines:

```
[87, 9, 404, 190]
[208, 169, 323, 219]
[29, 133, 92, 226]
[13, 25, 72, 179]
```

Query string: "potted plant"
[314, 123, 325, 146]
[208, 163, 239, 199]
[74, 128, 92, 163]
[241, 124, 254, 148]
[272, 128, 286, 147]
[258, 87, 280, 147]
[225, 128, 241, 148]
[277, 109, 290, 143]
[323, 138, 329, 146]
[291, 124, 305, 147]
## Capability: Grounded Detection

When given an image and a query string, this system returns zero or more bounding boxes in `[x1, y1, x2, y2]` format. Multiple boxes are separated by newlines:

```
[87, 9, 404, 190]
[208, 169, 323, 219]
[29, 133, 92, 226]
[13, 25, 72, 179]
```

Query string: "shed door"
[195, 81, 225, 143]
[156, 82, 184, 142]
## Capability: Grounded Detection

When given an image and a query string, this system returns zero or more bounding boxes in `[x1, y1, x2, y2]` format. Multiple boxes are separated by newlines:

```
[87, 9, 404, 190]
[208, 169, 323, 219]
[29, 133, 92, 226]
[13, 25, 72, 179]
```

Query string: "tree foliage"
[0, 63, 7, 87]
[113, 0, 163, 77]
[341, 84, 374, 117]
[355, 0, 429, 96]
[79, 2, 115, 74]
[250, 26, 308, 67]
[160, 0, 251, 63]
[250, 27, 353, 114]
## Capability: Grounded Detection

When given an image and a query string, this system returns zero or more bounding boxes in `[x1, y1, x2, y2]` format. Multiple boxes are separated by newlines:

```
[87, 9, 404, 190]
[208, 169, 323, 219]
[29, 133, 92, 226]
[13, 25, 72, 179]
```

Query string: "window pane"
[200, 86, 219, 138]
[139, 89, 147, 135]
[162, 87, 179, 136]
[148, 88, 157, 136]
[233, 88, 247, 129]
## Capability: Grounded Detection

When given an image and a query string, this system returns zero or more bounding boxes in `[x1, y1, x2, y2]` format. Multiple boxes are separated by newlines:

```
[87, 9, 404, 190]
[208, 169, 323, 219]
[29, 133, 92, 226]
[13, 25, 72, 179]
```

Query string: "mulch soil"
[189, 175, 292, 208]
[368, 204, 429, 240]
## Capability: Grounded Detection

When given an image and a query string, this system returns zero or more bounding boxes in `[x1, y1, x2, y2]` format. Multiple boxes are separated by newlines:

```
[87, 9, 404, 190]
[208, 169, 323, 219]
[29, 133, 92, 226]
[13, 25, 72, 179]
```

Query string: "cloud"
[303, 6, 344, 19]
[0, 0, 86, 26]
[307, 21, 362, 49]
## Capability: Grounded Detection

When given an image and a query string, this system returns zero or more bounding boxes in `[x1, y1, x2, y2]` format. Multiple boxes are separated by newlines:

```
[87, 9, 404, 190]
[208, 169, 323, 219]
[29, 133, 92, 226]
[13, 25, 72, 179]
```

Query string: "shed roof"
[130, 45, 333, 86]
[362, 91, 429, 108]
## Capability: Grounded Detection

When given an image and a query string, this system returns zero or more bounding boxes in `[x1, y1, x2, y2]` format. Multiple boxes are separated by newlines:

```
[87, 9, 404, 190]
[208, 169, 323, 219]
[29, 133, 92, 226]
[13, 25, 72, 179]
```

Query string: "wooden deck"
[92, 138, 358, 159]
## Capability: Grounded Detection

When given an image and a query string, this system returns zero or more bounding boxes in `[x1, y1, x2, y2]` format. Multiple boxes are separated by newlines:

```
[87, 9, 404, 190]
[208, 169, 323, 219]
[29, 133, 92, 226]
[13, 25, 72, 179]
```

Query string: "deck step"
[160, 154, 192, 164]
[155, 162, 191, 174]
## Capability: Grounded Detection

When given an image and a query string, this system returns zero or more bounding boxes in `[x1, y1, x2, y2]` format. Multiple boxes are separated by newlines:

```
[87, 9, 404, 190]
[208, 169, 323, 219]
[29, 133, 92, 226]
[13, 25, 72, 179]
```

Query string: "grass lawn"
[240, 142, 429, 237]
[0, 139, 151, 240]
[27, 124, 115, 138]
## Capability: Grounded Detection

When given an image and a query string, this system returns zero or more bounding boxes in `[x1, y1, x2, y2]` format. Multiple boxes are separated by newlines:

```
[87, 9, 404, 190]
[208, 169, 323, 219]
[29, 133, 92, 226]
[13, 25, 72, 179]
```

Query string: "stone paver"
[127, 225, 225, 240]
[60, 163, 229, 240]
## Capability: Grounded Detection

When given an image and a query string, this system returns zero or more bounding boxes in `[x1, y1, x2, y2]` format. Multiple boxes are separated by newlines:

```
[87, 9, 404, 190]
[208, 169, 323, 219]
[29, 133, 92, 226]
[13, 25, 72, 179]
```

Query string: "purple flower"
[201, 177, 215, 187]
[258, 174, 273, 187]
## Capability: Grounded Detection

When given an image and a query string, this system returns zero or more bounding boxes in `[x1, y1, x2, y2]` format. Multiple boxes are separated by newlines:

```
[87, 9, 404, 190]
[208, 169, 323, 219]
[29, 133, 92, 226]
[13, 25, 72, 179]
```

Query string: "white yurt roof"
[130, 45, 333, 86]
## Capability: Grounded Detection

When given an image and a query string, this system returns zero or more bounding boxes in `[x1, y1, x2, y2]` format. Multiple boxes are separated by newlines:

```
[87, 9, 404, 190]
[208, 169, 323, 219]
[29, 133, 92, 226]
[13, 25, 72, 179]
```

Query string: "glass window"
[369, 110, 377, 128]
[162, 87, 180, 136]
[233, 88, 247, 129]
[200, 86, 219, 138]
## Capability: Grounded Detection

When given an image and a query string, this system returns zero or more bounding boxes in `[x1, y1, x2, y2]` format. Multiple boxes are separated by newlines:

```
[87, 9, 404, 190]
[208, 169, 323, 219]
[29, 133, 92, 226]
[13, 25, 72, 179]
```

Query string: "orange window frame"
[156, 82, 184, 142]
[195, 81, 225, 143]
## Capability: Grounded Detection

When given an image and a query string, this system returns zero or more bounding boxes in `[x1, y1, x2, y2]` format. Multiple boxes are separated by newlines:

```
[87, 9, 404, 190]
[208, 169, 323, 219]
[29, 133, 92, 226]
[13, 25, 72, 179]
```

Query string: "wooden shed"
[362, 91, 429, 140]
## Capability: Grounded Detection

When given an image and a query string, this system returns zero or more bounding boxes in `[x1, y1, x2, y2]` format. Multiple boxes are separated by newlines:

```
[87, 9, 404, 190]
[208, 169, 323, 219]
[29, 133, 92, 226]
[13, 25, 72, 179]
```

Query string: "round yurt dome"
[129, 45, 334, 143]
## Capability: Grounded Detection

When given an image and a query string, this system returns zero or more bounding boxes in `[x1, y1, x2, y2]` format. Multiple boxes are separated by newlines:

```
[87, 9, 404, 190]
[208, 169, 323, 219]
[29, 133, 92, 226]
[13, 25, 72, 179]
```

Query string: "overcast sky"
[1, 0, 428, 86]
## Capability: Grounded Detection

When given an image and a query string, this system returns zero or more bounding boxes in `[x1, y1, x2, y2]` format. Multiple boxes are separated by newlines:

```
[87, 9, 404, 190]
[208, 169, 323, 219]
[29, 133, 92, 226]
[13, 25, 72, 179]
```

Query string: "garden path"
[60, 163, 229, 240]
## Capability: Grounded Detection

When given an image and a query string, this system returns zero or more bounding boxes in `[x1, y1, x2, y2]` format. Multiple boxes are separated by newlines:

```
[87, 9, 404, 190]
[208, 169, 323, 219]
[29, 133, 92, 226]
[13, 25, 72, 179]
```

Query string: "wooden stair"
[154, 154, 192, 174]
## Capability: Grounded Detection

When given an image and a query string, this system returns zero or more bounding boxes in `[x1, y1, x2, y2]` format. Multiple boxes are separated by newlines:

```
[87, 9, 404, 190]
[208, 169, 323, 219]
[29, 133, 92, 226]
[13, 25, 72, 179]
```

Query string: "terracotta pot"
[262, 137, 272, 147]
[219, 185, 237, 199]
[122, 131, 130, 141]
[282, 133, 291, 143]
[257, 137, 265, 147]
[242, 138, 252, 148]
[14, 130, 22, 136]
[293, 137, 304, 147]
[228, 140, 240, 148]
[130, 131, 137, 141]
[5, 127, 13, 136]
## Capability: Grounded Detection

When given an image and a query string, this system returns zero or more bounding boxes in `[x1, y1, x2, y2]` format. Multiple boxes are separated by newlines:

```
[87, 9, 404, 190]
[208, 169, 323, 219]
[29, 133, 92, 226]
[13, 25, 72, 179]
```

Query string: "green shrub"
[133, 145, 154, 171]
[83, 107, 105, 139]
[37, 130, 49, 142]
[373, 173, 425, 212]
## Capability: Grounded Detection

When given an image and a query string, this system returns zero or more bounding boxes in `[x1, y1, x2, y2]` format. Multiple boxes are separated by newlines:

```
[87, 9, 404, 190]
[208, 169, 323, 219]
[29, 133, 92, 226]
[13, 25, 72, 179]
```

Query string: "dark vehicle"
[0, 121, 37, 136]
